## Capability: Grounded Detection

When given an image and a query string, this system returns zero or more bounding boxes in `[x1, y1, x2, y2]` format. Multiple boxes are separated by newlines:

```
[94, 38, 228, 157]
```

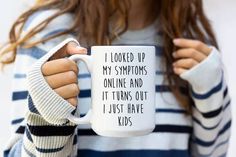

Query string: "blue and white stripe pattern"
[4, 10, 231, 157]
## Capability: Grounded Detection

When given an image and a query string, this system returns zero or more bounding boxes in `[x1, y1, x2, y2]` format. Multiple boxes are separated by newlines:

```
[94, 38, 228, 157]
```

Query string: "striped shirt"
[3, 10, 231, 157]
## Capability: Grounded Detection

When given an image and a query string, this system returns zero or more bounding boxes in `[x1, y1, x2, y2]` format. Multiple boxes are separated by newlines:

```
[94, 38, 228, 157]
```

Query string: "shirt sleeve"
[180, 47, 231, 157]
[3, 9, 81, 157]
[4, 45, 79, 157]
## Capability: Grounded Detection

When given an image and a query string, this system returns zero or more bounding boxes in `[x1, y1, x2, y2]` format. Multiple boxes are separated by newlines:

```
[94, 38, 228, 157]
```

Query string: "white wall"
[0, 0, 26, 154]
[0, 0, 235, 156]
[203, 1, 236, 156]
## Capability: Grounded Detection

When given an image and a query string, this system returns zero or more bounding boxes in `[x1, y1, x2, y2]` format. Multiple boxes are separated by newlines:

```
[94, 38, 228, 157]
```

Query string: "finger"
[54, 84, 80, 99]
[45, 71, 78, 89]
[173, 67, 188, 75]
[50, 42, 87, 60]
[66, 97, 78, 107]
[65, 42, 87, 55]
[173, 48, 207, 62]
[173, 38, 212, 55]
[173, 58, 198, 69]
[42, 58, 78, 75]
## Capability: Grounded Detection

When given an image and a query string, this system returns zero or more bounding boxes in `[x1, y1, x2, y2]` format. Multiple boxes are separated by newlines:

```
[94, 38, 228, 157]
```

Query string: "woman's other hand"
[172, 38, 212, 75]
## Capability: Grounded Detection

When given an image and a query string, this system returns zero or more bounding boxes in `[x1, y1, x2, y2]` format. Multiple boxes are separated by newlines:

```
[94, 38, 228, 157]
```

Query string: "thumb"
[50, 41, 87, 60]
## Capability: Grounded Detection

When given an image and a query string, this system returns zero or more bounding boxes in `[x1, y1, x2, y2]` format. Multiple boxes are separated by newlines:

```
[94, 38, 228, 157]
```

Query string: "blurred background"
[0, 0, 236, 156]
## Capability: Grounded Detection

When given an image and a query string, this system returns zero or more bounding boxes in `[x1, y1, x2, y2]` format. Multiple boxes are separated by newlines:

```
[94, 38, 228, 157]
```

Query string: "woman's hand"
[41, 42, 87, 106]
[172, 38, 212, 75]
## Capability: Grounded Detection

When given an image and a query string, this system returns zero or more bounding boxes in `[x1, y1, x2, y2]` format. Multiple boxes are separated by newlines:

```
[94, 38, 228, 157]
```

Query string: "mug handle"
[67, 54, 93, 124]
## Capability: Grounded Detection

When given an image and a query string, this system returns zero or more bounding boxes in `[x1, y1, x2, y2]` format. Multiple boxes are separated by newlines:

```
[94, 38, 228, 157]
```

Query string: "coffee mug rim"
[91, 45, 156, 48]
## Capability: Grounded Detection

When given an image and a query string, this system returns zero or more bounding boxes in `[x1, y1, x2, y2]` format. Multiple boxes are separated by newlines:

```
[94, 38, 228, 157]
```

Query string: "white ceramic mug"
[68, 45, 156, 137]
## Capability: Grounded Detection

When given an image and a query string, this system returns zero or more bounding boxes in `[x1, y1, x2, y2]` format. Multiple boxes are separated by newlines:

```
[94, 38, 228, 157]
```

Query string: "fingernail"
[172, 52, 176, 57]
[76, 46, 87, 52]
[76, 46, 86, 50]
[173, 39, 180, 45]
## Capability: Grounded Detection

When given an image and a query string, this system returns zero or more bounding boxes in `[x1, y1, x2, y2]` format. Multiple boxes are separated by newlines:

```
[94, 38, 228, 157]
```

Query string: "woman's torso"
[12, 11, 193, 157]
[75, 21, 193, 157]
